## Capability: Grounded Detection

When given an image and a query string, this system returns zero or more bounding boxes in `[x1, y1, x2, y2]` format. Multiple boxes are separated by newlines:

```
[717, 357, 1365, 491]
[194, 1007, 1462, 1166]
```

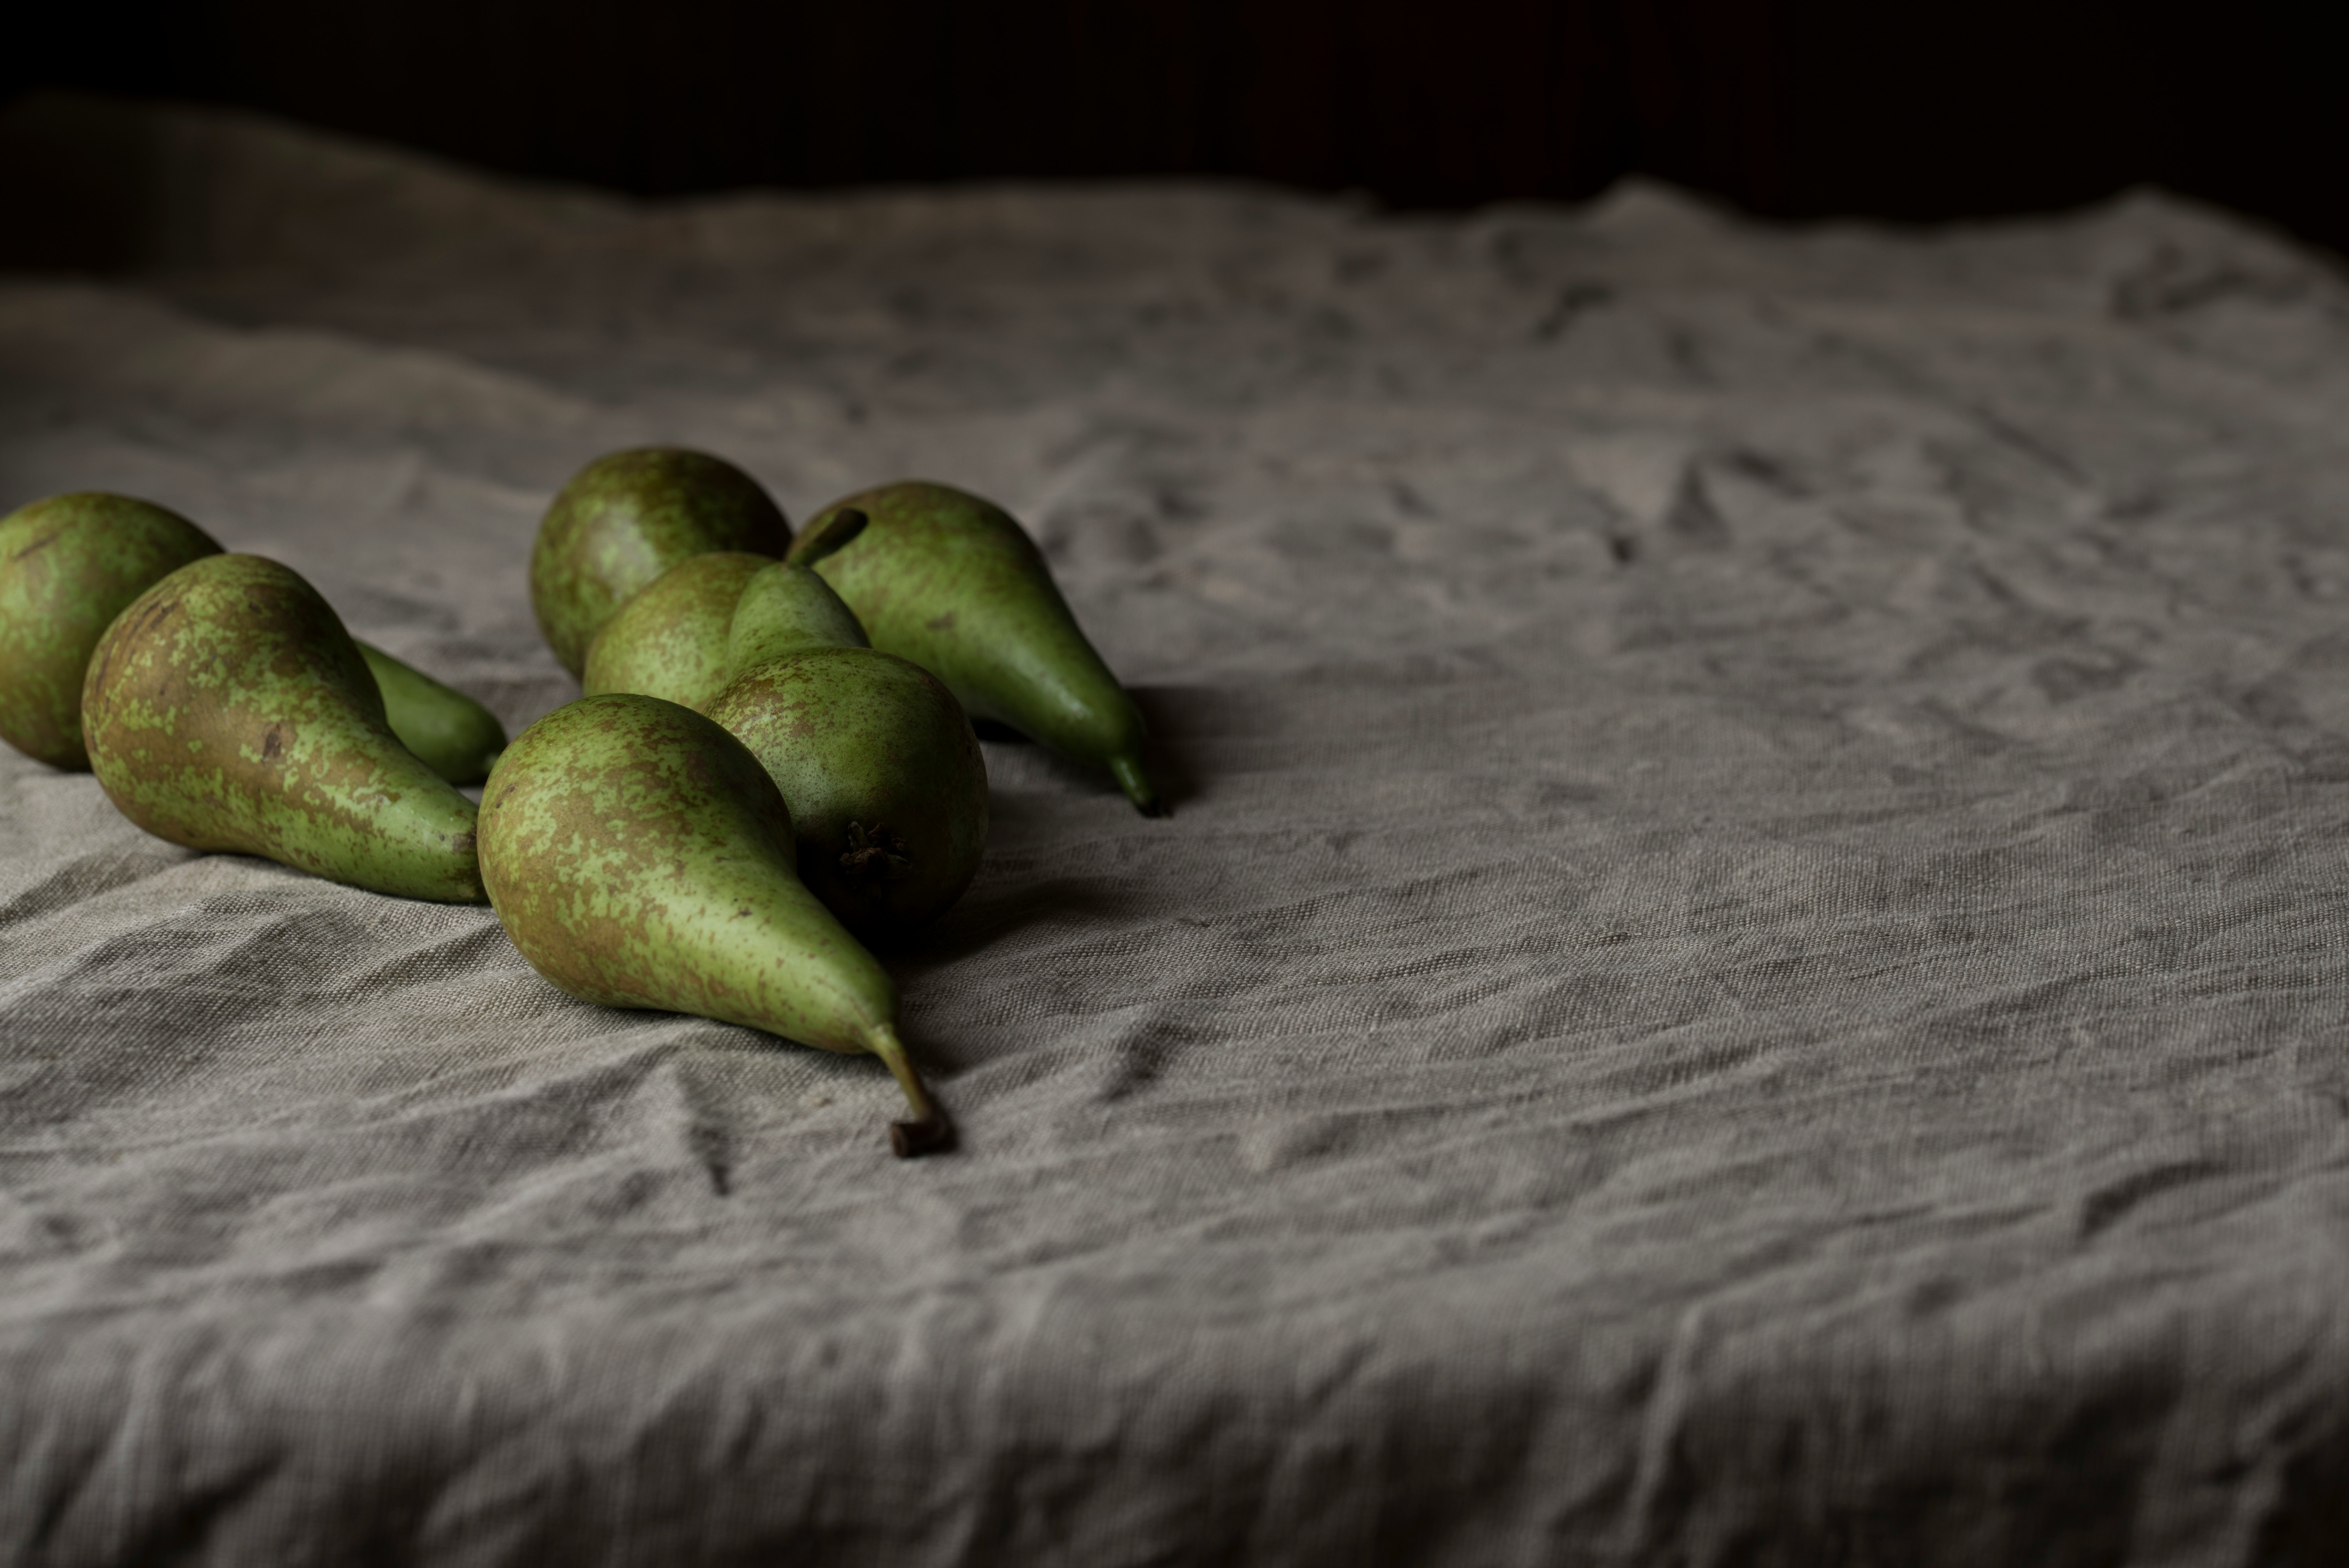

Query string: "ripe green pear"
[707, 554, 986, 943]
[0, 489, 506, 783]
[531, 448, 792, 679]
[795, 481, 1162, 814]
[478, 693, 948, 1155]
[82, 554, 487, 903]
[581, 551, 774, 712]
[0, 492, 222, 769]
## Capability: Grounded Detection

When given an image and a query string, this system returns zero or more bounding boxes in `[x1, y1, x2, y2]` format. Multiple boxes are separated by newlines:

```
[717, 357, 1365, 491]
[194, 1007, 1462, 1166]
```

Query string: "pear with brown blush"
[82, 553, 486, 902]
[478, 691, 949, 1155]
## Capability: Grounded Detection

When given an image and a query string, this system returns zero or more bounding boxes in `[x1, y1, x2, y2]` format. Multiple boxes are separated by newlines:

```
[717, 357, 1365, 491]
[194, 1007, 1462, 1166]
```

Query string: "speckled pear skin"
[477, 694, 947, 1155]
[82, 554, 487, 902]
[0, 492, 222, 769]
[356, 643, 508, 785]
[531, 448, 792, 679]
[797, 481, 1162, 814]
[581, 551, 774, 712]
[705, 627, 987, 944]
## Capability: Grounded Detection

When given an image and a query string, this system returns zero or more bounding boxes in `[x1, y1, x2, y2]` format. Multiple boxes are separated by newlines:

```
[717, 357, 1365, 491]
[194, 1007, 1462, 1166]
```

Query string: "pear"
[795, 481, 1163, 814]
[0, 492, 222, 769]
[356, 643, 508, 786]
[0, 489, 507, 783]
[478, 692, 948, 1155]
[704, 515, 986, 943]
[82, 554, 487, 903]
[725, 508, 871, 668]
[580, 551, 774, 712]
[531, 448, 792, 679]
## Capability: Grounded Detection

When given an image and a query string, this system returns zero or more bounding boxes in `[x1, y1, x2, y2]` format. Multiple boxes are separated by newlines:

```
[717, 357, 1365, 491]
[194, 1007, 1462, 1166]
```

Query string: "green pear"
[531, 448, 792, 679]
[795, 481, 1163, 814]
[0, 492, 222, 769]
[478, 693, 948, 1155]
[580, 551, 775, 712]
[356, 643, 508, 786]
[82, 554, 487, 903]
[0, 489, 506, 783]
[706, 529, 986, 943]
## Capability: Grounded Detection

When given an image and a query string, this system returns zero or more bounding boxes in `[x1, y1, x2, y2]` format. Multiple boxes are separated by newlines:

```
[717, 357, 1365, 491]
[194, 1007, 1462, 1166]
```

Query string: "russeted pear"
[0, 492, 222, 769]
[477, 693, 948, 1156]
[0, 489, 507, 783]
[581, 551, 774, 712]
[795, 481, 1163, 815]
[704, 511, 987, 943]
[82, 554, 487, 903]
[531, 448, 792, 679]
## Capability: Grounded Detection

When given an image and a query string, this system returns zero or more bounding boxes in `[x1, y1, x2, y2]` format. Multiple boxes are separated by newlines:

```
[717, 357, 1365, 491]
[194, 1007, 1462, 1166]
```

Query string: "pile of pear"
[0, 452, 1163, 1159]
[1, 492, 506, 904]
[506, 449, 1166, 1153]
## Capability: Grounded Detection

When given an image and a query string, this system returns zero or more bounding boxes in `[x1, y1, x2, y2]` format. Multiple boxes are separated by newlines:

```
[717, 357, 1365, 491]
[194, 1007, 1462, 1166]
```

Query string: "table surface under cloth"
[4, 91, 2349, 1568]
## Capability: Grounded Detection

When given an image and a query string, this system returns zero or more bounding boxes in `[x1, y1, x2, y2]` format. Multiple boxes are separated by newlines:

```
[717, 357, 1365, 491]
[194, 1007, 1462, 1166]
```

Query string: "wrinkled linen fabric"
[4, 91, 2349, 1567]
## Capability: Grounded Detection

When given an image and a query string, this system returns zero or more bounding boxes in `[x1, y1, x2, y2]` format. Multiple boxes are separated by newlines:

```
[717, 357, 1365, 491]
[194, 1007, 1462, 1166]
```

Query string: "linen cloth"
[4, 92, 2348, 1565]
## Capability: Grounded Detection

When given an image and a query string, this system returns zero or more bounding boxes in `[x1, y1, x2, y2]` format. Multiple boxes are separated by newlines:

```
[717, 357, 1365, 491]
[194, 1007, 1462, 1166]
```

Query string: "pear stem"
[1111, 754, 1168, 818]
[870, 1024, 951, 1157]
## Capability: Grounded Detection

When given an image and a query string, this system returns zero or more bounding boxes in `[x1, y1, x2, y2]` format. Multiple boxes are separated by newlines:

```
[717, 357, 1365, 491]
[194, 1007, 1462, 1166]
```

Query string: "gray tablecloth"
[4, 91, 2347, 1566]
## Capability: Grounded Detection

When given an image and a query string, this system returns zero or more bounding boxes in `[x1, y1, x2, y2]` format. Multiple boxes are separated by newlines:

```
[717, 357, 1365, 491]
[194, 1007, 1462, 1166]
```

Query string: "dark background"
[10, 1, 2349, 257]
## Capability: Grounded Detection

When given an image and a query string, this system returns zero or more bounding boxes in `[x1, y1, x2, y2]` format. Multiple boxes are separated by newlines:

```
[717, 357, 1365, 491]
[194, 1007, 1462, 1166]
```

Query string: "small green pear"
[531, 448, 792, 679]
[0, 492, 222, 769]
[478, 693, 948, 1155]
[795, 481, 1162, 814]
[356, 643, 508, 786]
[706, 531, 986, 943]
[82, 554, 487, 903]
[580, 551, 775, 712]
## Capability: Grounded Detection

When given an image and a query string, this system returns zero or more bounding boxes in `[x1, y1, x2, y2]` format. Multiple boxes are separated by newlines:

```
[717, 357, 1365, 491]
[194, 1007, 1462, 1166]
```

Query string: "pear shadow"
[1126, 685, 1209, 816]
[883, 874, 1135, 971]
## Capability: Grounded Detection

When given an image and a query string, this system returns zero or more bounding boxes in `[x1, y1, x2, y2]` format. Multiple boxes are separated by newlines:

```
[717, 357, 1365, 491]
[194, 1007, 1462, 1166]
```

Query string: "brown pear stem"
[786, 508, 870, 568]
[870, 1024, 951, 1157]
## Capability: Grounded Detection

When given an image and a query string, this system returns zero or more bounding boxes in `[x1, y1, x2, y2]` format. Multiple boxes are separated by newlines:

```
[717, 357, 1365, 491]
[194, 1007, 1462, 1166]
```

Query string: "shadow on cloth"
[969, 682, 1223, 816]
